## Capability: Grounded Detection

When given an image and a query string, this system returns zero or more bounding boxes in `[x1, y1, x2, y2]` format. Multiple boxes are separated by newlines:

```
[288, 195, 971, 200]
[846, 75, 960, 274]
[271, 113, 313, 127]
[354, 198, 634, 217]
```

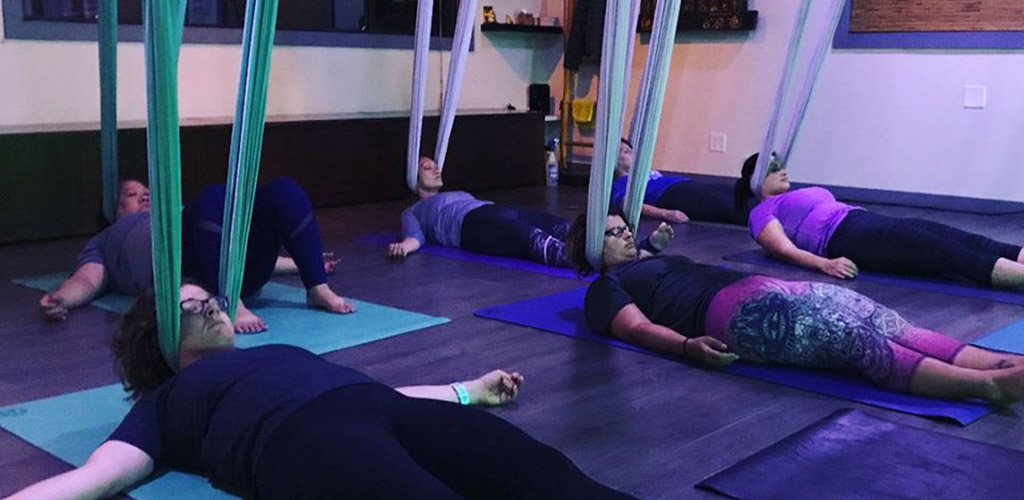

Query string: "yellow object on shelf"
[572, 99, 595, 125]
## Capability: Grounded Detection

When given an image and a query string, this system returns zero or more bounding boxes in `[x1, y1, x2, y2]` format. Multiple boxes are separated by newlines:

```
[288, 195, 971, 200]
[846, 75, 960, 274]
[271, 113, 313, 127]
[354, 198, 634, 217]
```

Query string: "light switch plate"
[964, 85, 987, 109]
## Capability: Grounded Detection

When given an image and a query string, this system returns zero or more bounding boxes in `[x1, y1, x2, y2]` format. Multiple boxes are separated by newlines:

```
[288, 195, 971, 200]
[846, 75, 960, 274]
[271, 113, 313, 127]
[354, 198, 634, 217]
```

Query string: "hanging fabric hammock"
[406, 0, 479, 192]
[99, 0, 118, 223]
[143, 0, 278, 366]
[585, 0, 681, 269]
[750, 0, 846, 195]
[622, 0, 682, 230]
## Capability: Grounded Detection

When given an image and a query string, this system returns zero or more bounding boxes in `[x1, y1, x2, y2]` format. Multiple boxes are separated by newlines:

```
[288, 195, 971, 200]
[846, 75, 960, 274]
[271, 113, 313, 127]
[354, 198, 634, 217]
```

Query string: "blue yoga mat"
[12, 274, 450, 355]
[973, 317, 1024, 355]
[2, 280, 449, 499]
[356, 232, 592, 281]
[722, 249, 1024, 306]
[474, 288, 994, 425]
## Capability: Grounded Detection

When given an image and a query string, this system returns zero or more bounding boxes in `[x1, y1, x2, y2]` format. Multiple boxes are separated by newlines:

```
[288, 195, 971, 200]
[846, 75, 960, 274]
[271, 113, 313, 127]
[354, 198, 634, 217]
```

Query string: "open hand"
[323, 252, 339, 274]
[820, 257, 858, 279]
[465, 370, 525, 406]
[40, 293, 68, 321]
[684, 336, 739, 366]
[649, 222, 675, 251]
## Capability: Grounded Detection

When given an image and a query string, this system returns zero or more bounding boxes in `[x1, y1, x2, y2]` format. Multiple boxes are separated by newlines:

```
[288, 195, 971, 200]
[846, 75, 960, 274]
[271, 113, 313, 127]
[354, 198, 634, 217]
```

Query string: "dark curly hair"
[565, 207, 634, 276]
[112, 292, 175, 399]
[734, 153, 759, 219]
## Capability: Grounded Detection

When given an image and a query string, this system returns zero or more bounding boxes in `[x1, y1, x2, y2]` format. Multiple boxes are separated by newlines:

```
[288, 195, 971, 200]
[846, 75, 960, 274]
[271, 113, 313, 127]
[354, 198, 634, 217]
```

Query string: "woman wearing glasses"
[734, 153, 1024, 288]
[39, 178, 353, 333]
[8, 283, 636, 500]
[564, 211, 1024, 406]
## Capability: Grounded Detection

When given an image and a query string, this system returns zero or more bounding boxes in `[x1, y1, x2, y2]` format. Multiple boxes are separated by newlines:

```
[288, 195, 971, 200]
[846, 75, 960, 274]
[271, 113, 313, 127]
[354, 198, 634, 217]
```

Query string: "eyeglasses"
[180, 296, 229, 316]
[767, 160, 786, 174]
[604, 225, 631, 238]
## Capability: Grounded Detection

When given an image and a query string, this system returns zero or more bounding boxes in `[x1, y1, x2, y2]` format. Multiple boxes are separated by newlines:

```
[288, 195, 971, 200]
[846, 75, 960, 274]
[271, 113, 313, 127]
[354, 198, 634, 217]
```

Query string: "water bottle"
[546, 139, 559, 187]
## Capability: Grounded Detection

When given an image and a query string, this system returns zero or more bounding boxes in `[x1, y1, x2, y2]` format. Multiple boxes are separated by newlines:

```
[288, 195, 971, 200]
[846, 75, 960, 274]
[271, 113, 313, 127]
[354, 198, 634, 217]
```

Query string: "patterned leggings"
[704, 277, 967, 391]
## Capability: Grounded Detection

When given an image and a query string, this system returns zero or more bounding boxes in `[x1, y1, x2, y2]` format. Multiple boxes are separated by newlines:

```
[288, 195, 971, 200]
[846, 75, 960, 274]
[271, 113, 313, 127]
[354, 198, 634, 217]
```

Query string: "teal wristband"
[452, 383, 471, 405]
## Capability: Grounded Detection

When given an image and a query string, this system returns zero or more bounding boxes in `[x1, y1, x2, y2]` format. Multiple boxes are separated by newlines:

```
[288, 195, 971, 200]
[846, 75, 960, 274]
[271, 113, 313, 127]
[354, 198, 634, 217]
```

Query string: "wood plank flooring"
[3, 185, 1024, 499]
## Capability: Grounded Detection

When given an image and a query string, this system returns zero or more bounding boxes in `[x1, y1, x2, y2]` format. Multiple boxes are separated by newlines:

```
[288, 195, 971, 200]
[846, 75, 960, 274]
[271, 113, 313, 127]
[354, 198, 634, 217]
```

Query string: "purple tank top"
[748, 187, 861, 256]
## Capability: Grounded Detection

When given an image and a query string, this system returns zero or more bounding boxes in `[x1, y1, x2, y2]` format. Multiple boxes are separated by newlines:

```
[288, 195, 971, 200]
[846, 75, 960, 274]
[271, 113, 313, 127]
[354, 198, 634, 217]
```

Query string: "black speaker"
[529, 84, 550, 114]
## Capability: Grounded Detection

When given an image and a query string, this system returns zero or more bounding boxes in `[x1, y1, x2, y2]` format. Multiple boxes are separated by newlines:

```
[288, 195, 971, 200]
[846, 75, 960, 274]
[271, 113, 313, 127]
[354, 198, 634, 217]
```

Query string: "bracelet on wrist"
[452, 383, 472, 405]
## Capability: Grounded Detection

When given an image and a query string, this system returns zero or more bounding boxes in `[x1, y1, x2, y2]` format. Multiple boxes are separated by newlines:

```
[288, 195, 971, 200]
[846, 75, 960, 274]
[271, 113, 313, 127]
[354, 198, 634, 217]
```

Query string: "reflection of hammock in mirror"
[406, 0, 479, 191]
[101, 0, 280, 364]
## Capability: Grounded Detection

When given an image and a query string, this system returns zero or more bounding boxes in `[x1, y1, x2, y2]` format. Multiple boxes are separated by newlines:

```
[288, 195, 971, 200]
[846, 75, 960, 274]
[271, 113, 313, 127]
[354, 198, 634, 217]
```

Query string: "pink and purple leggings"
[705, 276, 966, 391]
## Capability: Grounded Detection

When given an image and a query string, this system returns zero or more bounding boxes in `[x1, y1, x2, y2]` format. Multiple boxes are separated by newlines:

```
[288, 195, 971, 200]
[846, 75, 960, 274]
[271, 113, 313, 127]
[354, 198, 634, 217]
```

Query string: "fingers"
[703, 336, 729, 351]
[707, 351, 740, 366]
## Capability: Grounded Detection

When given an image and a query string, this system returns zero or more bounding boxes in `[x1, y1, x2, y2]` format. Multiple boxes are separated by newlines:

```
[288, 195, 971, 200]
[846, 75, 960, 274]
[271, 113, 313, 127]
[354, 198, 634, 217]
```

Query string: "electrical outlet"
[964, 85, 987, 109]
[709, 132, 727, 153]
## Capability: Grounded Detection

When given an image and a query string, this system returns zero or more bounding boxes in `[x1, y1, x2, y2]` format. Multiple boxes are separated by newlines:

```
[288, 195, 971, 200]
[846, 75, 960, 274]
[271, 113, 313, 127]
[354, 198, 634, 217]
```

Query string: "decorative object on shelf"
[639, 0, 757, 32]
[504, 14, 514, 24]
[539, 17, 560, 27]
[515, 10, 537, 26]
[482, 5, 496, 24]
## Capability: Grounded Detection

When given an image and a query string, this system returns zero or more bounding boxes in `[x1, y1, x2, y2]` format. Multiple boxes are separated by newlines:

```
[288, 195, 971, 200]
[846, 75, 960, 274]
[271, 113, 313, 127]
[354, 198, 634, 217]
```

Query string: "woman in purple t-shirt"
[735, 154, 1024, 288]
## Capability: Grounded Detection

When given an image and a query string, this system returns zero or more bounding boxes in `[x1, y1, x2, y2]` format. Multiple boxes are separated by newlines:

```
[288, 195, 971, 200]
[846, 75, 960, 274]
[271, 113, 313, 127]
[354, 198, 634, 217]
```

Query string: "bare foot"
[234, 300, 267, 334]
[464, 370, 525, 406]
[306, 284, 356, 314]
[989, 366, 1024, 407]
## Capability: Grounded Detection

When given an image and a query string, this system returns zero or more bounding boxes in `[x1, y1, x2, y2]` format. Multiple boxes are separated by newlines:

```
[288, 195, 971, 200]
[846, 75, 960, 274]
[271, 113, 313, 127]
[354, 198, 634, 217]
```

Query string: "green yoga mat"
[5, 276, 449, 499]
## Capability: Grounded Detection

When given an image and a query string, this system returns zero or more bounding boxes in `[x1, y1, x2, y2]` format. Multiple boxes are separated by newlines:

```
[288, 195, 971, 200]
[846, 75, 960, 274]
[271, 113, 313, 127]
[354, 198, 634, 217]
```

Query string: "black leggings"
[181, 178, 327, 298]
[255, 384, 635, 500]
[654, 181, 739, 224]
[460, 204, 570, 267]
[826, 210, 1022, 286]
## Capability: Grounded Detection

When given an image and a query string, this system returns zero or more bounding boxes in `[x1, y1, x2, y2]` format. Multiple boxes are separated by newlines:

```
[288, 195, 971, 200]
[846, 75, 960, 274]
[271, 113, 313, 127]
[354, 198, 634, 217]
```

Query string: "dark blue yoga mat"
[474, 288, 994, 425]
[722, 249, 1024, 306]
[697, 409, 1024, 500]
[356, 232, 593, 281]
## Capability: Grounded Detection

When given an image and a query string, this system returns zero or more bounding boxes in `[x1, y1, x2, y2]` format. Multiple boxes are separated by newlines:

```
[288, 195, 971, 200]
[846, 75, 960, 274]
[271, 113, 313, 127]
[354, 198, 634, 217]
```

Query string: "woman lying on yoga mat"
[8, 283, 636, 500]
[735, 153, 1024, 287]
[565, 211, 1024, 406]
[387, 157, 572, 267]
[39, 178, 352, 333]
[613, 139, 742, 225]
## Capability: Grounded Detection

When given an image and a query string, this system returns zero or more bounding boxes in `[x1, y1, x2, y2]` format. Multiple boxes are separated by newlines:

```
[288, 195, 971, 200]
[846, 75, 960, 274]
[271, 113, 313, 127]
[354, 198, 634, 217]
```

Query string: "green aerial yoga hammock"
[219, 0, 280, 320]
[143, 0, 187, 367]
[99, 0, 118, 223]
[144, 0, 278, 366]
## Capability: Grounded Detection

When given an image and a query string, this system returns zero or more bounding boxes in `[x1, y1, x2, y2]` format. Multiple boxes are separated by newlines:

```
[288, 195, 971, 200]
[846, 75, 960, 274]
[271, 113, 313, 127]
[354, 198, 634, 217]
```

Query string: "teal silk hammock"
[143, 0, 278, 366]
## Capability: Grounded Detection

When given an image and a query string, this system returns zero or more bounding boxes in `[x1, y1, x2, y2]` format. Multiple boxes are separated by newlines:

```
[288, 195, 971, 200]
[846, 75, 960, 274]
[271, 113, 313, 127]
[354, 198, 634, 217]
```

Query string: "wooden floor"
[3, 185, 1024, 499]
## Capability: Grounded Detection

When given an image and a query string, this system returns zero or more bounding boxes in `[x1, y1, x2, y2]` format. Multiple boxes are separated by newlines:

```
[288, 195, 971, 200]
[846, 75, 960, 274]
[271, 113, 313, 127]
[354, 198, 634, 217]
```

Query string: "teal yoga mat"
[973, 317, 1024, 355]
[3, 278, 449, 499]
[13, 273, 449, 354]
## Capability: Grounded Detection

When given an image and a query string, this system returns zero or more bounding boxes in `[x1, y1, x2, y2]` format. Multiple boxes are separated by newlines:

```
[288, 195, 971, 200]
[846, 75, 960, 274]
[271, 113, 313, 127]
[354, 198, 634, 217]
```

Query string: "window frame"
[2, 1, 458, 50]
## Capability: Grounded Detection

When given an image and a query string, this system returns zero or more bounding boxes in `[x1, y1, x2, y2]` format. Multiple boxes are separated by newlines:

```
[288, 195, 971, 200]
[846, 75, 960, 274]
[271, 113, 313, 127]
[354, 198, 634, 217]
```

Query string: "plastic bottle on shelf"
[546, 139, 559, 187]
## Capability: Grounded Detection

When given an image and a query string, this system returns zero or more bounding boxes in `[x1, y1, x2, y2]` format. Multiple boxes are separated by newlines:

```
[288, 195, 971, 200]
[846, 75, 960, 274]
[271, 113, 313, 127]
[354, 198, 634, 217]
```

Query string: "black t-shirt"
[107, 345, 373, 495]
[584, 255, 749, 337]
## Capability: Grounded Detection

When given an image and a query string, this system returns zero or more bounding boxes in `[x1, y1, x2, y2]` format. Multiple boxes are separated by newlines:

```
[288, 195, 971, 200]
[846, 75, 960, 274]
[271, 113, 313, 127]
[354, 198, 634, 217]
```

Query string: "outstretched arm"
[755, 219, 857, 279]
[609, 303, 738, 366]
[387, 237, 422, 259]
[4, 440, 153, 500]
[642, 204, 688, 224]
[396, 370, 525, 406]
[39, 263, 107, 321]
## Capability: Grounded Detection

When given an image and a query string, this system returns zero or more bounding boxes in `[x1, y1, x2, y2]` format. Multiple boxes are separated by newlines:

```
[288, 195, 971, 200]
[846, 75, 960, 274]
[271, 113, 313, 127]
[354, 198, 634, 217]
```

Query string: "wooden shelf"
[481, 23, 563, 35]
